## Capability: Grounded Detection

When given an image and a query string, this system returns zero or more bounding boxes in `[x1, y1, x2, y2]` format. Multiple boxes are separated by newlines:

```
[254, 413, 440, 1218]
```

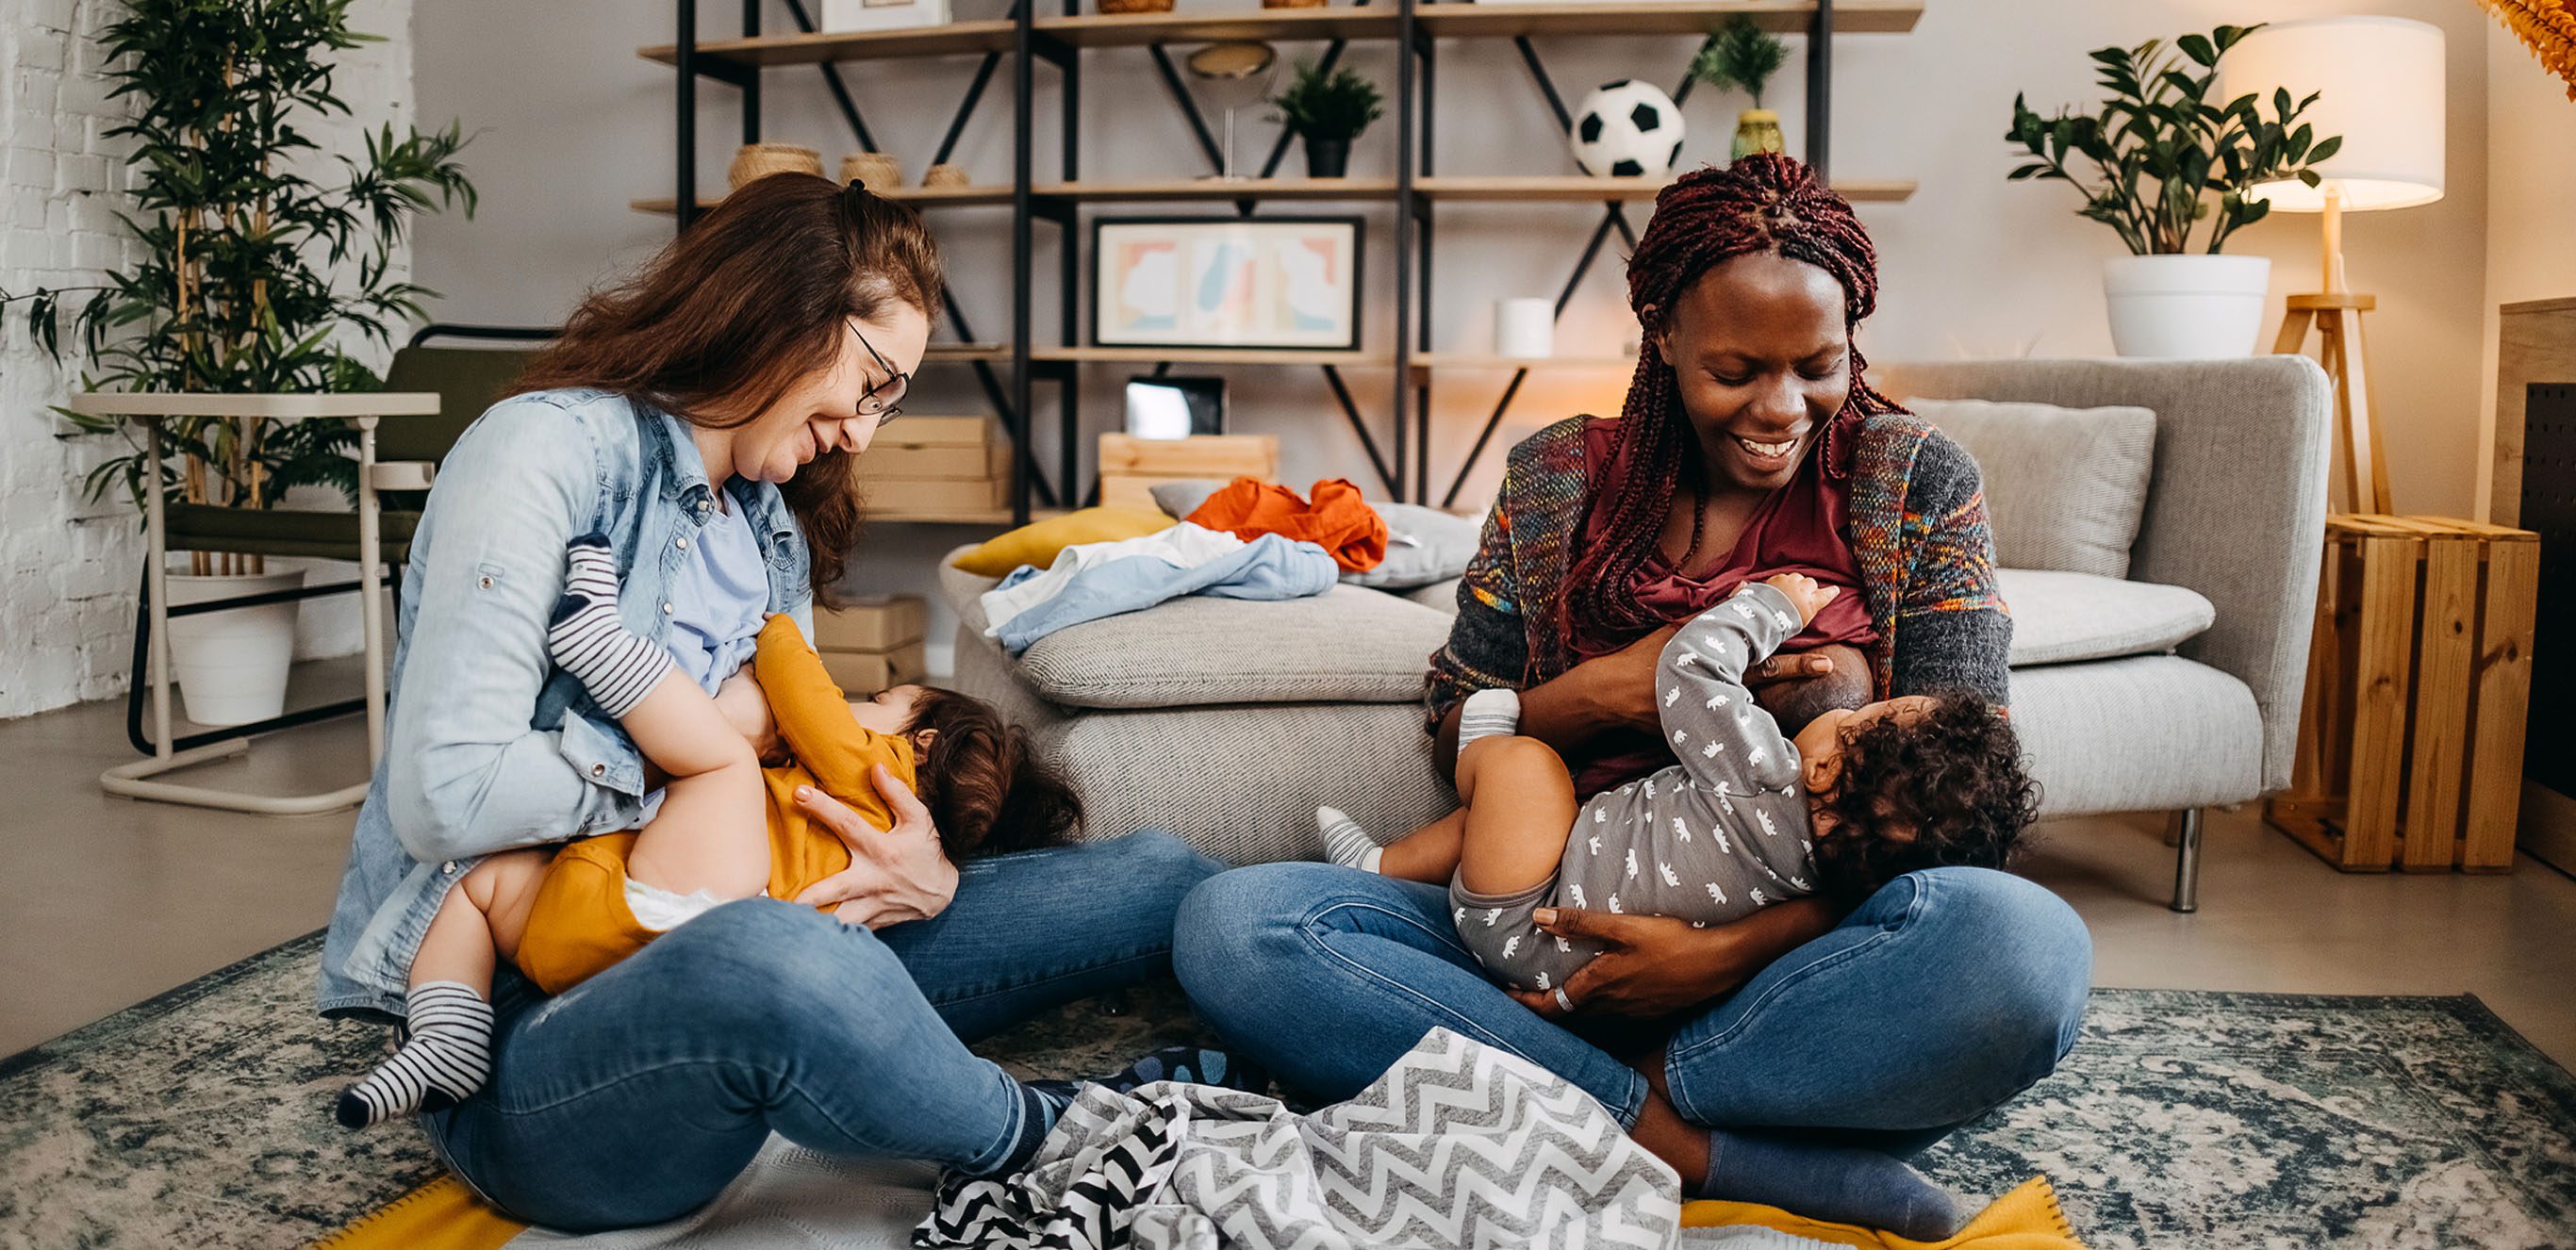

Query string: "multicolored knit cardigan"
[1424, 412, 2012, 731]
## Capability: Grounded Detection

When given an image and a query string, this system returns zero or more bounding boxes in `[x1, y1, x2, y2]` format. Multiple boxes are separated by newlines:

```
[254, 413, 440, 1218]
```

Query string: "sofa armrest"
[1879, 357, 2332, 793]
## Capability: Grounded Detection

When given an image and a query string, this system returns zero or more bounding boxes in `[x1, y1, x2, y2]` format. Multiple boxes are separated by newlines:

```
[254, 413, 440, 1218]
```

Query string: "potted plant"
[1692, 16, 1791, 161]
[2006, 25, 2340, 358]
[4, 0, 473, 726]
[1270, 61, 1384, 180]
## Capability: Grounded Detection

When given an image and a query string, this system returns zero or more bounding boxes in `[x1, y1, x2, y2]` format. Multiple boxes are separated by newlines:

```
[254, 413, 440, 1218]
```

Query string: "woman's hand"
[1507, 897, 1839, 1020]
[788, 765, 959, 929]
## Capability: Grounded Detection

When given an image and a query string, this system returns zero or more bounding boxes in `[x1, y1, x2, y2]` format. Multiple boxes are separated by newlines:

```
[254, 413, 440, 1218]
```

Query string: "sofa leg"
[2169, 808, 2204, 913]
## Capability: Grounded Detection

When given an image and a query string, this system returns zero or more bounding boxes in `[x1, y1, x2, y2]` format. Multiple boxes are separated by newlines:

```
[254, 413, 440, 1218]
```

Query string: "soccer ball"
[1569, 79, 1686, 179]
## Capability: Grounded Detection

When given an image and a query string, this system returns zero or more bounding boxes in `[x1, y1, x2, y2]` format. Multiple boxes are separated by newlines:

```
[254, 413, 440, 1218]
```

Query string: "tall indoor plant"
[1692, 16, 1791, 161]
[2006, 25, 2339, 357]
[1270, 62, 1384, 179]
[5, 0, 472, 724]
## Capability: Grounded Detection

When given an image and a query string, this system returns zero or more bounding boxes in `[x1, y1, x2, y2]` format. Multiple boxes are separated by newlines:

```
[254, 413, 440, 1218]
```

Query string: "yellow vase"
[1731, 108, 1785, 161]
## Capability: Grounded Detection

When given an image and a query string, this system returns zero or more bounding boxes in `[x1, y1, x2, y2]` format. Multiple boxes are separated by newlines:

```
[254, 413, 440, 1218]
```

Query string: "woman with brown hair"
[315, 175, 1239, 1229]
[1176, 156, 2090, 1239]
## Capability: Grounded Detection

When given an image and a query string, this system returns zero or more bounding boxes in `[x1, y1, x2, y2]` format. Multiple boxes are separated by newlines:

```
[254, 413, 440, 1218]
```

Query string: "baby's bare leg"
[548, 535, 769, 900]
[338, 847, 549, 1130]
[1373, 809, 1468, 882]
[1452, 735, 1582, 896]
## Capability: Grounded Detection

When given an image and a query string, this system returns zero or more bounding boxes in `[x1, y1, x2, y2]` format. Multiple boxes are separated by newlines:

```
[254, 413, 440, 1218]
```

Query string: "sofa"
[939, 356, 2333, 912]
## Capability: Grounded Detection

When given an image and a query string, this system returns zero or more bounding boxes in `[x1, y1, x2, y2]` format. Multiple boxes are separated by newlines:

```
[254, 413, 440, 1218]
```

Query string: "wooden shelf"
[863, 507, 1067, 525]
[631, 182, 1014, 216]
[1414, 175, 1916, 203]
[1414, 1, 1922, 38]
[1034, 177, 1395, 202]
[1032, 346, 1389, 367]
[640, 20, 1016, 68]
[1410, 354, 1640, 374]
[1032, 8, 1398, 46]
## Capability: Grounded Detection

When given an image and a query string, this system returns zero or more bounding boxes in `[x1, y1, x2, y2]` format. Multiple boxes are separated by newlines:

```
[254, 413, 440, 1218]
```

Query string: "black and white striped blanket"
[916, 1028, 1682, 1250]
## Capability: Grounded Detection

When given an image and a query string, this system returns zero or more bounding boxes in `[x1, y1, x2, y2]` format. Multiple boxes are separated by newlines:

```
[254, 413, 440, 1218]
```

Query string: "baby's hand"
[713, 668, 782, 760]
[1760, 572, 1839, 627]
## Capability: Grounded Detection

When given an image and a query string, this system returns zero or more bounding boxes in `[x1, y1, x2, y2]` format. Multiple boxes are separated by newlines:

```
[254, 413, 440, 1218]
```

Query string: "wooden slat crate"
[1096, 433, 1279, 514]
[2264, 515, 2539, 872]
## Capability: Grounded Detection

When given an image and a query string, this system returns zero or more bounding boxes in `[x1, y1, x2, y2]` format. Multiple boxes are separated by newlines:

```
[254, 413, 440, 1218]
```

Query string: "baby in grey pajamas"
[1320, 573, 2033, 997]
[1451, 581, 1815, 992]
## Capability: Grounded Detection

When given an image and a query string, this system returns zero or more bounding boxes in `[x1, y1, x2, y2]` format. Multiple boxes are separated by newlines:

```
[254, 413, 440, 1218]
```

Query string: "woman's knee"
[637, 899, 913, 1044]
[1876, 867, 2093, 1069]
[1171, 862, 1340, 993]
[1093, 829, 1225, 895]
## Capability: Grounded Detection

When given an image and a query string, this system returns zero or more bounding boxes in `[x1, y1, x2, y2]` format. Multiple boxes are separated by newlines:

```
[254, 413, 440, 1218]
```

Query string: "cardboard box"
[1098, 433, 1278, 516]
[860, 417, 1010, 481]
[815, 594, 926, 653]
[820, 640, 928, 694]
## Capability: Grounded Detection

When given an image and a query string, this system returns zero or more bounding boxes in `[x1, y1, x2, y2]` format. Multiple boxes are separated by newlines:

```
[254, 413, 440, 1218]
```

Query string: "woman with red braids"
[1175, 155, 2089, 1239]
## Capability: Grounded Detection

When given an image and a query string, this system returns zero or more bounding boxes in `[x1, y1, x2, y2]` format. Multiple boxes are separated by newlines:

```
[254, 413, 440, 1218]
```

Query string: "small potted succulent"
[2006, 25, 2340, 357]
[1270, 61, 1384, 180]
[1692, 16, 1791, 160]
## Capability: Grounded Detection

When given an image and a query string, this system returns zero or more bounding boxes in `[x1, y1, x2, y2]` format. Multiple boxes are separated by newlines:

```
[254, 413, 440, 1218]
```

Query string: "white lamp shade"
[2217, 16, 2445, 212]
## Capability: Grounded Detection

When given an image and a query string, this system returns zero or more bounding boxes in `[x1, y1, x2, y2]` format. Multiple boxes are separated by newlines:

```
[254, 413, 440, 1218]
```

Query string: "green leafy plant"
[0, 0, 473, 568]
[1269, 62, 1385, 142]
[2006, 25, 2340, 255]
[1691, 16, 1790, 108]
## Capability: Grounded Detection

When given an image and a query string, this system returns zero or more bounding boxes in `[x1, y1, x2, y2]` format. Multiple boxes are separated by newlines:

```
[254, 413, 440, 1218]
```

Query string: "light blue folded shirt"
[993, 533, 1340, 653]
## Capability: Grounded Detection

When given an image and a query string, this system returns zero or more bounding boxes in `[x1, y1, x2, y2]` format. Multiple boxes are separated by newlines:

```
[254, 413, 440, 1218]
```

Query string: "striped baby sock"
[1317, 806, 1383, 873]
[548, 534, 671, 717]
[1457, 687, 1523, 752]
[336, 981, 494, 1128]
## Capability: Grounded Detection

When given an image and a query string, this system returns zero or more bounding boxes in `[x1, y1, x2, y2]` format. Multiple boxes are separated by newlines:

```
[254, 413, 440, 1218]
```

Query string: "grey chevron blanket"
[917, 1028, 1683, 1250]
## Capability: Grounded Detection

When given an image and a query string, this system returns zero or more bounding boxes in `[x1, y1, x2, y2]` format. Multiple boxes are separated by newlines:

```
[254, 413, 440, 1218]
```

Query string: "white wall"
[0, 0, 417, 719]
[410, 0, 2498, 666]
[2478, 25, 2576, 519]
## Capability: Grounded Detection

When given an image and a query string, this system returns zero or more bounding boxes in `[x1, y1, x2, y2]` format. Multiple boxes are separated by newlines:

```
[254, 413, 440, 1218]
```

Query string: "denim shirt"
[316, 389, 814, 1021]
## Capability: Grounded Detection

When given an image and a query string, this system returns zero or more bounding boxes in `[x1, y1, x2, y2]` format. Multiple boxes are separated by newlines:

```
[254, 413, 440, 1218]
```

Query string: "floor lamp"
[2221, 17, 2447, 515]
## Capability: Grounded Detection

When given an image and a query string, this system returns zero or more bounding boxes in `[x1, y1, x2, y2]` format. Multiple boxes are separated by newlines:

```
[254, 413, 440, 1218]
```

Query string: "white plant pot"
[163, 565, 305, 727]
[2101, 255, 2271, 358]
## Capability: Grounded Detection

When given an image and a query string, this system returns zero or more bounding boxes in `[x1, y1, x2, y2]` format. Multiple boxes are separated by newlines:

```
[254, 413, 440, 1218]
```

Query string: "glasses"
[847, 319, 911, 427]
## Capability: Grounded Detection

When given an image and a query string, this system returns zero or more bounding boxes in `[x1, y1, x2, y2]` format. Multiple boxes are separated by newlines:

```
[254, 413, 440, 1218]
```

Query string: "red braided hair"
[1557, 153, 1903, 658]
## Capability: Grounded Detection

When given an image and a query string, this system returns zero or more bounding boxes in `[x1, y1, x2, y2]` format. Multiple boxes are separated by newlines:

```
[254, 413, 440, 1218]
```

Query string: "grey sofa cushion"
[1999, 567, 2215, 666]
[940, 550, 1451, 709]
[2009, 655, 2262, 816]
[1907, 397, 2156, 579]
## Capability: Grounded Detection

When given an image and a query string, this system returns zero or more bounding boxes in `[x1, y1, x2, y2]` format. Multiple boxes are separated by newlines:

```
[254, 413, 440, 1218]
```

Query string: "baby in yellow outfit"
[338, 537, 1081, 1128]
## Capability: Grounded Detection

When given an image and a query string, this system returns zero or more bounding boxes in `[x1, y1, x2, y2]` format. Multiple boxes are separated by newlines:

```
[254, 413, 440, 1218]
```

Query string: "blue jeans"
[1173, 863, 2090, 1157]
[425, 831, 1220, 1231]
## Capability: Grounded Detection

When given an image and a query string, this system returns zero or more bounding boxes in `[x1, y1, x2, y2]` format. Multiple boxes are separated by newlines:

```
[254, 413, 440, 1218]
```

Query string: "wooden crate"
[1096, 433, 1279, 513]
[856, 416, 1012, 518]
[820, 640, 927, 695]
[815, 594, 926, 653]
[2264, 515, 2539, 872]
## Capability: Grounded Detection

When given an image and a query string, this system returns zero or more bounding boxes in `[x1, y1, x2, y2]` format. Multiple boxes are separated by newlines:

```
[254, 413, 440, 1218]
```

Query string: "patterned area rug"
[2, 931, 2571, 1249]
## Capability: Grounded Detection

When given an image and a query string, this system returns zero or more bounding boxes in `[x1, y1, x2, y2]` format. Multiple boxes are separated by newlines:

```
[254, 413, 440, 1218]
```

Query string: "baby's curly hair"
[901, 688, 1083, 860]
[1807, 693, 2039, 901]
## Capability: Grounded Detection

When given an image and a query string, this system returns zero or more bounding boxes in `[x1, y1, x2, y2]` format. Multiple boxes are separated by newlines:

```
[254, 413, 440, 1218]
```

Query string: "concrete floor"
[4, 669, 2573, 1065]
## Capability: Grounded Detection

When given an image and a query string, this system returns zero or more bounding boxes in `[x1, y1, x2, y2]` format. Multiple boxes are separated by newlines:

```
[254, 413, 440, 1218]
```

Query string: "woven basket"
[921, 163, 971, 188]
[841, 151, 902, 190]
[1097, 0, 1173, 13]
[729, 143, 823, 189]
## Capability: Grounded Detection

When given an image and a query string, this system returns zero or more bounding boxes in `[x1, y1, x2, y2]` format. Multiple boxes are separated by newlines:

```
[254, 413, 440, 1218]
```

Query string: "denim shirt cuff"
[559, 711, 647, 800]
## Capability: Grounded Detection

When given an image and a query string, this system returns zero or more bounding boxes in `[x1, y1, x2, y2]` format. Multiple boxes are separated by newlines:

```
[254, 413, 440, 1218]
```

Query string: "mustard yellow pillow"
[949, 506, 1176, 578]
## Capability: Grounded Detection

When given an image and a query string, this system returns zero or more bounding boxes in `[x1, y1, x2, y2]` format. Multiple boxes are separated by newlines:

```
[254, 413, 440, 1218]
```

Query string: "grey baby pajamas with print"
[1450, 582, 1819, 993]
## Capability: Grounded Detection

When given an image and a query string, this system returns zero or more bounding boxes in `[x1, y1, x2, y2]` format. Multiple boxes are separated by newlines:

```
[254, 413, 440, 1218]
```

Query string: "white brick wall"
[1, 0, 416, 720]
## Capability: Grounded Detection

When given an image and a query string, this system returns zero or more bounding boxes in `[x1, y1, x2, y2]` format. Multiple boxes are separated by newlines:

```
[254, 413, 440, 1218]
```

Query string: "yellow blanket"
[318, 1171, 2084, 1249]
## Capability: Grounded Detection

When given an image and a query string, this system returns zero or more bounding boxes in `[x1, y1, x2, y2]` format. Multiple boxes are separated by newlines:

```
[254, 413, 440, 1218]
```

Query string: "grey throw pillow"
[1148, 479, 1478, 590]
[1906, 397, 2156, 580]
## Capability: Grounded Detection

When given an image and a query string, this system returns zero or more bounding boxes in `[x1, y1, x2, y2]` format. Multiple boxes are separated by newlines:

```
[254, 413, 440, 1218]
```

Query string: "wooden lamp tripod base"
[2272, 188, 2392, 515]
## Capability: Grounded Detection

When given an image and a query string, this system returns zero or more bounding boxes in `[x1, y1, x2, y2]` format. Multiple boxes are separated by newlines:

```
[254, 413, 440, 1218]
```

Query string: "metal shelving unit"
[650, 0, 1918, 520]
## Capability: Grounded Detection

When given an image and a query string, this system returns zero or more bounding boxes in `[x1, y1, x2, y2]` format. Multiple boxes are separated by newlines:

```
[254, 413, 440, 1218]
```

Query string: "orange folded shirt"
[1183, 476, 1388, 573]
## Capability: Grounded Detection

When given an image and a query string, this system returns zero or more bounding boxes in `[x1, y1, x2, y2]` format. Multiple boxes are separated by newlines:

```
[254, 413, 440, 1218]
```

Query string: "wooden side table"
[2265, 515, 2539, 872]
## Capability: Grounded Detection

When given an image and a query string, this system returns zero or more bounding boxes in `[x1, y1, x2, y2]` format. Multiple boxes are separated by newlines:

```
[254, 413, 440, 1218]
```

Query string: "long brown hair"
[902, 687, 1083, 859]
[510, 173, 946, 600]
[1560, 154, 1900, 654]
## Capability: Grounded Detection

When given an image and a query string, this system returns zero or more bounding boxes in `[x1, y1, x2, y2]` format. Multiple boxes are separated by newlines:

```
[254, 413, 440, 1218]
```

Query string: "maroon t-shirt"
[1562, 418, 1880, 797]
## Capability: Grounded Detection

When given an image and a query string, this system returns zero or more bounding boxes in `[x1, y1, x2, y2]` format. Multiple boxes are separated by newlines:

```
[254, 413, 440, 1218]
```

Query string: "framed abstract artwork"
[1091, 216, 1363, 352]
